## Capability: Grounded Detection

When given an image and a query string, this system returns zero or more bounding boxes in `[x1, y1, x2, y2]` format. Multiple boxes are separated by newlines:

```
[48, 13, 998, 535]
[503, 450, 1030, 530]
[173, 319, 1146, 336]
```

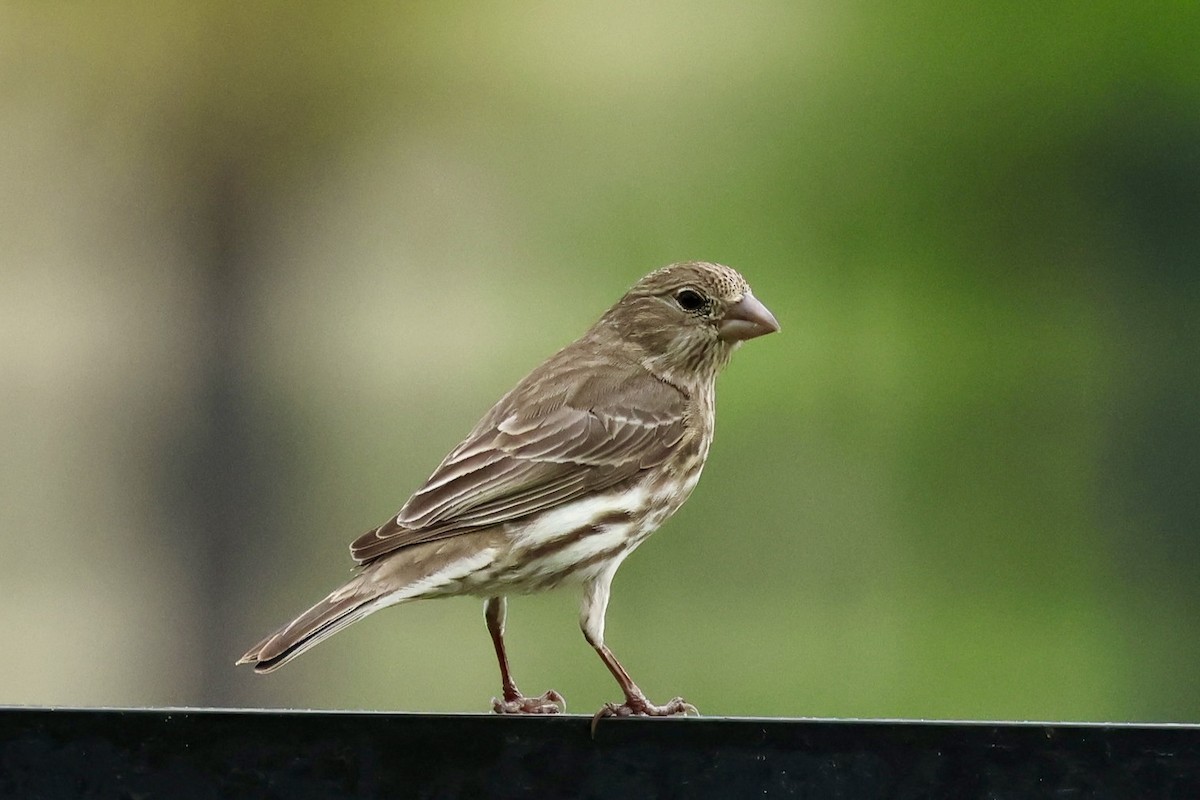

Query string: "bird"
[237, 261, 779, 721]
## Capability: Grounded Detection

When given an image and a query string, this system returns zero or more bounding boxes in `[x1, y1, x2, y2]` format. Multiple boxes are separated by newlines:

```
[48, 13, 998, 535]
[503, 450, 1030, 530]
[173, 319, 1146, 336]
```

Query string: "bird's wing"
[350, 365, 688, 565]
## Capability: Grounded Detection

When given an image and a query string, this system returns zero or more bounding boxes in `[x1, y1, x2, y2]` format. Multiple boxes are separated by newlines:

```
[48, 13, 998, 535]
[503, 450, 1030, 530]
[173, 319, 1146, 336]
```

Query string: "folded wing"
[350, 365, 688, 565]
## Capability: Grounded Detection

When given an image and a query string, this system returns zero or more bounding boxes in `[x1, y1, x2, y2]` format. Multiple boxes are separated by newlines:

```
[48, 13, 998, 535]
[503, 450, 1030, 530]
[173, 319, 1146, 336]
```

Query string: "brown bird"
[237, 261, 779, 720]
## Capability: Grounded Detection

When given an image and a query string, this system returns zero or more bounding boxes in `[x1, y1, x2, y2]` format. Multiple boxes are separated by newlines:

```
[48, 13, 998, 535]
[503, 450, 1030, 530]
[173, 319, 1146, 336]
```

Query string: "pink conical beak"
[719, 292, 780, 342]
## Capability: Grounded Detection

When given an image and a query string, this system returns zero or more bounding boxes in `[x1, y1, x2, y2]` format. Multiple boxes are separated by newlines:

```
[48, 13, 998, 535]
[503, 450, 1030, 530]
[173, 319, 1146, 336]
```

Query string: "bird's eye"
[675, 289, 706, 312]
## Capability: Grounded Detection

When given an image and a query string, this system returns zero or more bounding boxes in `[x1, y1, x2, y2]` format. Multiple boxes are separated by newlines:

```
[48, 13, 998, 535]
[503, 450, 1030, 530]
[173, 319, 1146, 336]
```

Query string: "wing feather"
[350, 358, 689, 565]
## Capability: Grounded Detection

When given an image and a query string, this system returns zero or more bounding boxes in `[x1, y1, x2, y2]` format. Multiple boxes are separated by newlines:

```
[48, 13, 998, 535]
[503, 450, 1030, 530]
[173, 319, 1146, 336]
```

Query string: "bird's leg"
[485, 596, 565, 714]
[580, 573, 697, 732]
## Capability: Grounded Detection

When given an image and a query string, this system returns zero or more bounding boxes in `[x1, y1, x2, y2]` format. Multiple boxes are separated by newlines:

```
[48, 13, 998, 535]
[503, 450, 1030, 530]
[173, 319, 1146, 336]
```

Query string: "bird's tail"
[236, 575, 396, 673]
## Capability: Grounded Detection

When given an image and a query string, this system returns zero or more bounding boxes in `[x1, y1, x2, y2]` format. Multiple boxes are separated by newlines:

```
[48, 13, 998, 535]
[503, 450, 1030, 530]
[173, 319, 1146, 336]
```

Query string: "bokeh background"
[2, 3, 1197, 722]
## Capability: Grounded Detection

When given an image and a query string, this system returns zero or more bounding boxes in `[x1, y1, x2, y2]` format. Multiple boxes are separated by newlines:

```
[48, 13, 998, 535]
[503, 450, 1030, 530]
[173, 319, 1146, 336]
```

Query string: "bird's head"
[597, 261, 779, 385]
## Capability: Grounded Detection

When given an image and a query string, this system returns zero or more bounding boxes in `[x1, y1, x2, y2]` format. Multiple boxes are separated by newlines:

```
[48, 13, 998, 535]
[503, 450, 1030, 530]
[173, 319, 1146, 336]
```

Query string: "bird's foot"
[591, 695, 698, 734]
[491, 689, 566, 715]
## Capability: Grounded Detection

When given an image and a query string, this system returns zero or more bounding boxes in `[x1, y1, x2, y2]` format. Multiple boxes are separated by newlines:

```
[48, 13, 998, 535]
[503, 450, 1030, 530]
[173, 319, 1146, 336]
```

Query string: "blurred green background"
[2, 3, 1197, 722]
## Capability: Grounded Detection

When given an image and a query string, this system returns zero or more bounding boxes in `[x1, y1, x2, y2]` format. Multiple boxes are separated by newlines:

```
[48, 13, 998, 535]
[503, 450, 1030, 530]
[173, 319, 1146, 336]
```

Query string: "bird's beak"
[719, 292, 780, 342]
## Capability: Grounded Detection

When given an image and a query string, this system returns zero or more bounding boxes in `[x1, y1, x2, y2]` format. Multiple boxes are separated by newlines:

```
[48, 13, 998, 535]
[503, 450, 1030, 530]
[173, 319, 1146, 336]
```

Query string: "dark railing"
[2, 707, 1198, 799]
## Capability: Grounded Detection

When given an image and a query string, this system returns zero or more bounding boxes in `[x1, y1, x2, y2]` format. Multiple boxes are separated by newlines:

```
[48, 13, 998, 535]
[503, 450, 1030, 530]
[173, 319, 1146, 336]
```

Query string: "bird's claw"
[491, 689, 566, 715]
[590, 696, 698, 735]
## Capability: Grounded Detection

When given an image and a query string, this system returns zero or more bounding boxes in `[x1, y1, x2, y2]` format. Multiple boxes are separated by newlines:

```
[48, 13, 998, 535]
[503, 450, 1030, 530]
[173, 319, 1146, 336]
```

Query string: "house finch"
[237, 261, 779, 720]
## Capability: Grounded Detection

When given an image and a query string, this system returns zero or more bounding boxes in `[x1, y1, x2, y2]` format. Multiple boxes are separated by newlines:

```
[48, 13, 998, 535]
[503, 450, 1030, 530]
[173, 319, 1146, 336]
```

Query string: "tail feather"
[236, 581, 393, 673]
[238, 532, 505, 673]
